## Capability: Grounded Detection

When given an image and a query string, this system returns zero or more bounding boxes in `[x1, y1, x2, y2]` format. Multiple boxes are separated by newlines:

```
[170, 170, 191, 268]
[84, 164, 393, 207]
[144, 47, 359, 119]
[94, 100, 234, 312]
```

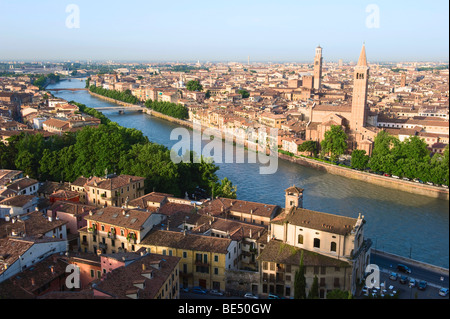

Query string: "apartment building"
[84, 174, 146, 208]
[79, 206, 166, 255]
[140, 230, 237, 292]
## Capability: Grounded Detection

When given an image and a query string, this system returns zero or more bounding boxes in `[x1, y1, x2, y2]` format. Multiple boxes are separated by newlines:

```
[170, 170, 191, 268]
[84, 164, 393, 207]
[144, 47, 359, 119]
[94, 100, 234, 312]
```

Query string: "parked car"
[389, 272, 398, 281]
[409, 279, 416, 288]
[268, 294, 281, 299]
[427, 182, 435, 186]
[402, 177, 410, 181]
[418, 281, 428, 291]
[397, 264, 412, 274]
[392, 175, 400, 179]
[439, 288, 449, 297]
[442, 185, 449, 189]
[384, 173, 391, 177]
[191, 287, 207, 295]
[209, 289, 224, 296]
[400, 275, 408, 284]
[244, 293, 259, 299]
[181, 287, 189, 293]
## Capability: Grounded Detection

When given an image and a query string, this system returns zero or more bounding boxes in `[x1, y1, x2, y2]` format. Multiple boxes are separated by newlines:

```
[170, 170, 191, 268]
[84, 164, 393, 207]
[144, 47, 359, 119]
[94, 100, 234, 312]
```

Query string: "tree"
[294, 251, 306, 299]
[308, 276, 319, 299]
[320, 125, 348, 162]
[212, 177, 237, 199]
[298, 140, 318, 157]
[186, 80, 203, 92]
[238, 89, 250, 99]
[326, 289, 353, 299]
[351, 149, 370, 170]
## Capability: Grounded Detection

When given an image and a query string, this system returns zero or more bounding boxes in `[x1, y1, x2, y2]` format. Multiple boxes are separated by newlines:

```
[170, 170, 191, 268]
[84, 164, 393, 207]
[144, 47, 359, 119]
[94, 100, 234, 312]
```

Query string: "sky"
[0, 0, 448, 62]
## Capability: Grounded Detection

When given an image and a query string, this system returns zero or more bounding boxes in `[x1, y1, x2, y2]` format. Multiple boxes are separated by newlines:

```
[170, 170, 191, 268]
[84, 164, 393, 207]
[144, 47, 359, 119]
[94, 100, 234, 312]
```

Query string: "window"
[183, 252, 187, 259]
[314, 238, 320, 248]
[298, 234, 304, 245]
[90, 270, 95, 278]
[214, 255, 219, 262]
[331, 242, 337, 252]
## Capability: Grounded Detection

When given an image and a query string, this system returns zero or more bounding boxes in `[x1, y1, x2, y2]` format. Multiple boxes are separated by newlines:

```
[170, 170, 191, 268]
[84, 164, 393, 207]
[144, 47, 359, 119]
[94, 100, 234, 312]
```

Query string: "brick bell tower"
[350, 44, 370, 132]
[313, 46, 323, 91]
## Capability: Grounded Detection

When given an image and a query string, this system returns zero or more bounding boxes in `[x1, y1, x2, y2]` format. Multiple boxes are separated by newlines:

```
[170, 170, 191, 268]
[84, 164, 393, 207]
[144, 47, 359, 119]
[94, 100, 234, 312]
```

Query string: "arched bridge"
[94, 106, 145, 113]
[47, 88, 88, 92]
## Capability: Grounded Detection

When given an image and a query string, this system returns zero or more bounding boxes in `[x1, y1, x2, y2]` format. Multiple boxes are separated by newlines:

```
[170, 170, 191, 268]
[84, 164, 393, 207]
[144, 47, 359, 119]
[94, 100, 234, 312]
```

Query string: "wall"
[278, 154, 449, 200]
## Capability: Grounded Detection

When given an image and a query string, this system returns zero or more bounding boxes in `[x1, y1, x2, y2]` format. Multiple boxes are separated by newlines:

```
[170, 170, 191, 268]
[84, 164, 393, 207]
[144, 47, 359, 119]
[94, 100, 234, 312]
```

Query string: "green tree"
[298, 140, 318, 157]
[238, 89, 250, 99]
[308, 276, 319, 299]
[294, 251, 306, 299]
[186, 80, 203, 92]
[351, 149, 370, 170]
[212, 177, 237, 199]
[326, 289, 353, 299]
[320, 125, 348, 162]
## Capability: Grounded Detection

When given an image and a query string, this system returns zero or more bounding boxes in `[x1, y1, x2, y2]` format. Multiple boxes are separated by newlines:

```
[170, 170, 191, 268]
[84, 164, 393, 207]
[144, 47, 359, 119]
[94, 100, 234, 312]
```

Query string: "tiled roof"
[141, 230, 231, 254]
[85, 175, 145, 191]
[257, 239, 350, 268]
[91, 253, 180, 299]
[85, 206, 155, 231]
[200, 198, 280, 218]
[274, 207, 360, 236]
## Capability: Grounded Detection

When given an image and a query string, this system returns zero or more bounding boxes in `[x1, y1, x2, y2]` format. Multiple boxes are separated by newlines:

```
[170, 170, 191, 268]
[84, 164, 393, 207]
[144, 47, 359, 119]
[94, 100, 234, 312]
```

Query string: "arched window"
[314, 238, 320, 248]
[331, 242, 337, 252]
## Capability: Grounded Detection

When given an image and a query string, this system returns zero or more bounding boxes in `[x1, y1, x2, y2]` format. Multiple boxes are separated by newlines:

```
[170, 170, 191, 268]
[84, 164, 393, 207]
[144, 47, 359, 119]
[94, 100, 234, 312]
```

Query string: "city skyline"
[0, 0, 448, 62]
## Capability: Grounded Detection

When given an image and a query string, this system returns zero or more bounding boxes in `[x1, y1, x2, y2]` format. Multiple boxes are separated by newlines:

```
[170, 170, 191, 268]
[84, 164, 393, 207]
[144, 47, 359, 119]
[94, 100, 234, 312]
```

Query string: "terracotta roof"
[0, 194, 36, 207]
[285, 185, 304, 194]
[274, 207, 360, 236]
[91, 253, 180, 299]
[128, 192, 172, 209]
[48, 201, 97, 216]
[257, 239, 350, 268]
[141, 230, 232, 254]
[85, 206, 156, 231]
[85, 175, 145, 191]
[200, 198, 280, 218]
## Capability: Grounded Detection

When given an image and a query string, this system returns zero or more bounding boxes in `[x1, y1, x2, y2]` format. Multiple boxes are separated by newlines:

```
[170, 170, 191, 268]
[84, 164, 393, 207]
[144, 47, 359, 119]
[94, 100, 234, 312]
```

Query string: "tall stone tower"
[313, 46, 323, 91]
[401, 72, 407, 87]
[350, 44, 370, 132]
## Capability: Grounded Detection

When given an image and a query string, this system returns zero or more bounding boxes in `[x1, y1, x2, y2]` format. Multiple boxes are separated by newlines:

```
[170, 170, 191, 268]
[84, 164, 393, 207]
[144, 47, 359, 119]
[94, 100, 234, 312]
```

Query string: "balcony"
[194, 260, 210, 268]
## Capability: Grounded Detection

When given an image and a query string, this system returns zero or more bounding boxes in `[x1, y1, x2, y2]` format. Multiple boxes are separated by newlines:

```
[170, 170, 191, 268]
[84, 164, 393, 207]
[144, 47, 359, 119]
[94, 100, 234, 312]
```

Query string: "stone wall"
[278, 154, 449, 201]
[225, 269, 260, 295]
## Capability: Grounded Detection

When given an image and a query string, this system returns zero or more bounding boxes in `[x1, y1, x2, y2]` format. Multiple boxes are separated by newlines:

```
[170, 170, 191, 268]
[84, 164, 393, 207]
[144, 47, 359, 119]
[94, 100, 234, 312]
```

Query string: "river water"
[47, 79, 449, 268]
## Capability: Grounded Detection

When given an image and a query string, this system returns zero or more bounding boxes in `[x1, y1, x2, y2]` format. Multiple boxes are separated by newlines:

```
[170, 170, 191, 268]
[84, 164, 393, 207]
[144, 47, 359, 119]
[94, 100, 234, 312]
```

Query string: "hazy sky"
[0, 0, 448, 62]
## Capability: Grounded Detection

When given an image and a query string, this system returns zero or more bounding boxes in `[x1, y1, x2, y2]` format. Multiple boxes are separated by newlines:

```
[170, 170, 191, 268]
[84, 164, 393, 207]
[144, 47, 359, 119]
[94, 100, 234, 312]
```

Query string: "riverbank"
[278, 153, 449, 201]
[87, 90, 449, 201]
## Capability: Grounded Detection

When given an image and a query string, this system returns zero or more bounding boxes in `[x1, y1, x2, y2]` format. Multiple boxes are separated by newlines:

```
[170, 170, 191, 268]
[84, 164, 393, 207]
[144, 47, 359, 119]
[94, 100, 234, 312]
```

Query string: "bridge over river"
[47, 88, 88, 92]
[94, 106, 145, 113]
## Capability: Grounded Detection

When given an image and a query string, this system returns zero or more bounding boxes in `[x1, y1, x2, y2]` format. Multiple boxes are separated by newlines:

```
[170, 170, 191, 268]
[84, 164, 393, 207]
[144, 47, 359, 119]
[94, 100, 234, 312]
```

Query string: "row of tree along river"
[47, 79, 449, 269]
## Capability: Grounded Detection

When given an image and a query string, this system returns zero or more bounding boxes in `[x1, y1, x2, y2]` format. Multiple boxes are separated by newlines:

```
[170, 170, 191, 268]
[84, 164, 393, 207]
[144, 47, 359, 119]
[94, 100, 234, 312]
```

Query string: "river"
[47, 79, 449, 269]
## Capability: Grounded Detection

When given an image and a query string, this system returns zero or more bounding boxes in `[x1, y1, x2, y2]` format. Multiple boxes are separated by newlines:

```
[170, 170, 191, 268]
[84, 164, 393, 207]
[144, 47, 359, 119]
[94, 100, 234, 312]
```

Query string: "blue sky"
[0, 0, 448, 62]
